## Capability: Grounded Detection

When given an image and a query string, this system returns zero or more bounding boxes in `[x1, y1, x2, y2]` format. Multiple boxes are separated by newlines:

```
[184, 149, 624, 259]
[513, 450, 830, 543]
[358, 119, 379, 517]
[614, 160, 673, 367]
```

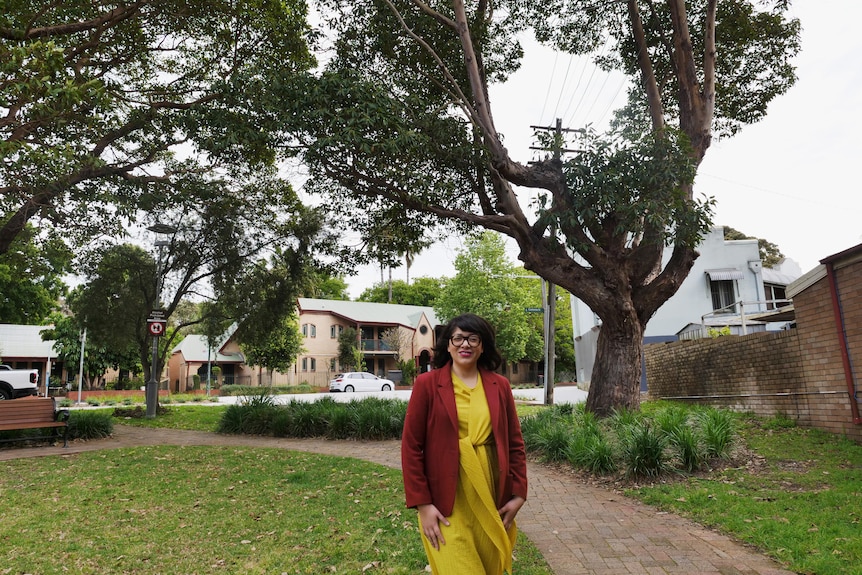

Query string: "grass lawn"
[1, 404, 553, 574]
[7, 401, 862, 574]
[624, 413, 862, 575]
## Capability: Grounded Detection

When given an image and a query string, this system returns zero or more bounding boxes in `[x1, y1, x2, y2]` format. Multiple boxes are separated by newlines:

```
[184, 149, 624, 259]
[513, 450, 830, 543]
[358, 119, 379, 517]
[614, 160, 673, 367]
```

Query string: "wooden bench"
[0, 397, 70, 448]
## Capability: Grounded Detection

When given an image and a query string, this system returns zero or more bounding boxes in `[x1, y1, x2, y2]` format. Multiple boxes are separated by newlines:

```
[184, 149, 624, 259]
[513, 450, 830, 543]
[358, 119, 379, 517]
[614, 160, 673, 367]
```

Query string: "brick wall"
[645, 259, 862, 443]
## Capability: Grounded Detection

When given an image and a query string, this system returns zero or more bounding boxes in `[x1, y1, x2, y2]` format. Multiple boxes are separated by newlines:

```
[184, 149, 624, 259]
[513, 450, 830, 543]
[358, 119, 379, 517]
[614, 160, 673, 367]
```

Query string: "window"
[706, 269, 743, 313]
[301, 358, 308, 371]
[710, 280, 736, 312]
[309, 358, 316, 372]
[301, 323, 308, 336]
[331, 325, 337, 338]
[309, 324, 316, 338]
[330, 358, 337, 371]
[764, 284, 789, 310]
[511, 362, 519, 374]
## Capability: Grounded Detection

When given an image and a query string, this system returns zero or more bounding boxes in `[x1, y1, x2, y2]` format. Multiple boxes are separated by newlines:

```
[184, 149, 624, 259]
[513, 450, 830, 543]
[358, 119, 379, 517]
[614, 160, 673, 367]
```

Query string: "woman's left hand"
[497, 496, 525, 530]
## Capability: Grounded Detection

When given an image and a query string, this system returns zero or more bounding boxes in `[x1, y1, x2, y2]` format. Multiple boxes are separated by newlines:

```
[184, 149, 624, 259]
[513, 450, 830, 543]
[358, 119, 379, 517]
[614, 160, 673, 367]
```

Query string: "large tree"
[71, 171, 329, 385]
[287, 0, 799, 415]
[0, 0, 315, 254]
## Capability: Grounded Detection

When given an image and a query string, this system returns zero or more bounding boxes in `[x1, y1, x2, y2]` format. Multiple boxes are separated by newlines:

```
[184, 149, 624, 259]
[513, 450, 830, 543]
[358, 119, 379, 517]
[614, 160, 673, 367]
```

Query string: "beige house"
[168, 298, 440, 390]
[295, 298, 439, 386]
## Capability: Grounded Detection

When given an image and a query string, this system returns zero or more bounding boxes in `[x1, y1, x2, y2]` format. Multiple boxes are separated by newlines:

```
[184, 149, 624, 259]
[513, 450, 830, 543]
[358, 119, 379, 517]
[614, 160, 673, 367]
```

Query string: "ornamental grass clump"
[618, 419, 672, 478]
[521, 402, 739, 480]
[69, 410, 113, 440]
[696, 407, 737, 459]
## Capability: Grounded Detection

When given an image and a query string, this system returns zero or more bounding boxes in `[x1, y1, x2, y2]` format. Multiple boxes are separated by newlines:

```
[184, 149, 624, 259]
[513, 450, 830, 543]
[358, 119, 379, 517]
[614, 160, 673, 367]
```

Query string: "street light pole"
[146, 223, 176, 419]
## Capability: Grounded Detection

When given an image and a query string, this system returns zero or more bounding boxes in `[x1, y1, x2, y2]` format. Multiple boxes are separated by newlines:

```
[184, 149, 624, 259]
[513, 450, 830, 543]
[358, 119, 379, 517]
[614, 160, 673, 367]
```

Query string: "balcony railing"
[360, 339, 394, 352]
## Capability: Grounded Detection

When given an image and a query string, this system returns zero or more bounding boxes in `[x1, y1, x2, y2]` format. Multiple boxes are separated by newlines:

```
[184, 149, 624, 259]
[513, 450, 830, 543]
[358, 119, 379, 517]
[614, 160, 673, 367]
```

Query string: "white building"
[571, 227, 802, 385]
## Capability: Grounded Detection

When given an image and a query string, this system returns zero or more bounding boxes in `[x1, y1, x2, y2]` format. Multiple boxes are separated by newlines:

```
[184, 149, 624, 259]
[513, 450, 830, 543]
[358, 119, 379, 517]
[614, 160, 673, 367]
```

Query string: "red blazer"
[401, 364, 528, 516]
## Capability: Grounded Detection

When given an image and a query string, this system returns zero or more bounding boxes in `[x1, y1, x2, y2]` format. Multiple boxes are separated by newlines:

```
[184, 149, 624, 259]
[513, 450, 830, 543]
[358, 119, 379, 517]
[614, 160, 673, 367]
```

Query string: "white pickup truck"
[0, 365, 39, 400]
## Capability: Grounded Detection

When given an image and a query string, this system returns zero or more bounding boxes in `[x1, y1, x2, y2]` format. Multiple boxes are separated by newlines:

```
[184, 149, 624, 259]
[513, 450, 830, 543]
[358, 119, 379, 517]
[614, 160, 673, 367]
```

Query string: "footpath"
[0, 425, 796, 575]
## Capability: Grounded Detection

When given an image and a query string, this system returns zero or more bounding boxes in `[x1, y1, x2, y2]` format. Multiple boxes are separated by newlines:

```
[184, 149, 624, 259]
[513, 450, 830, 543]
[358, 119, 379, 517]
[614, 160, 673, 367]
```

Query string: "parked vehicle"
[329, 372, 395, 393]
[0, 364, 39, 400]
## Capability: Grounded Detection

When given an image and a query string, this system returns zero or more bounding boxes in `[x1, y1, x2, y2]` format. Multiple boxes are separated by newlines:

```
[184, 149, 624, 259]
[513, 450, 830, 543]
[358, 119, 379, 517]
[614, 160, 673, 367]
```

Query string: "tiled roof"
[170, 334, 244, 363]
[170, 324, 243, 363]
[297, 298, 440, 328]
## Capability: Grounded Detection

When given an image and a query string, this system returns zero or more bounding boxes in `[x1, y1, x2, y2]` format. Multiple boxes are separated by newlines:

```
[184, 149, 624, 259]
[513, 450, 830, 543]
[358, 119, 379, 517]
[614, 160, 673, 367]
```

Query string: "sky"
[343, 1, 862, 298]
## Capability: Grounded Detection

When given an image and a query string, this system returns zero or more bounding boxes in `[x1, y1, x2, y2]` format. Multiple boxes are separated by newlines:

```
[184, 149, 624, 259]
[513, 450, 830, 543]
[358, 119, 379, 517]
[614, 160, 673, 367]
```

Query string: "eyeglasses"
[450, 334, 481, 347]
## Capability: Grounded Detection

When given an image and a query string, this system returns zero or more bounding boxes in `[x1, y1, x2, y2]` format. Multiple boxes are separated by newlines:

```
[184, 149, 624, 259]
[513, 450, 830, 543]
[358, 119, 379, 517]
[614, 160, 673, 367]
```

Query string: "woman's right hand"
[418, 504, 450, 550]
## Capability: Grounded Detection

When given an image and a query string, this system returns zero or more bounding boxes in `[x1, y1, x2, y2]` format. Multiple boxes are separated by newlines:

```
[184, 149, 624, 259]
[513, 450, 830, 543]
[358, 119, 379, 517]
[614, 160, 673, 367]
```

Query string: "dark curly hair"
[432, 313, 503, 371]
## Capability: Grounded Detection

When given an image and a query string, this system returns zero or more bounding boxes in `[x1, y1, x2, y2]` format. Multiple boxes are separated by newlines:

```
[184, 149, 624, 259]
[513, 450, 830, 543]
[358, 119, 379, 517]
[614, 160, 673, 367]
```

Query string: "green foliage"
[522, 402, 738, 479]
[41, 312, 135, 389]
[761, 411, 797, 430]
[305, 272, 351, 300]
[358, 276, 445, 306]
[68, 410, 113, 440]
[337, 327, 359, 371]
[696, 408, 737, 459]
[628, 416, 862, 575]
[0, 225, 71, 324]
[240, 314, 302, 375]
[557, 127, 712, 254]
[707, 326, 732, 338]
[397, 359, 418, 386]
[618, 420, 672, 478]
[219, 384, 317, 396]
[217, 396, 407, 440]
[434, 231, 544, 363]
[0, 0, 316, 254]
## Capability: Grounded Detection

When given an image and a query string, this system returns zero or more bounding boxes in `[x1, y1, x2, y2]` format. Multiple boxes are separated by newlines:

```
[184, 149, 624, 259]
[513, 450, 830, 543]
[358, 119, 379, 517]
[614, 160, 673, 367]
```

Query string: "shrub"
[69, 410, 114, 440]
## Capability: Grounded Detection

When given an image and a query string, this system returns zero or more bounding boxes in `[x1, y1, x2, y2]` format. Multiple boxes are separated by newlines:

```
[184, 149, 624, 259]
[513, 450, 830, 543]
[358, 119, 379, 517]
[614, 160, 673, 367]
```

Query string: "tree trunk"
[585, 310, 645, 417]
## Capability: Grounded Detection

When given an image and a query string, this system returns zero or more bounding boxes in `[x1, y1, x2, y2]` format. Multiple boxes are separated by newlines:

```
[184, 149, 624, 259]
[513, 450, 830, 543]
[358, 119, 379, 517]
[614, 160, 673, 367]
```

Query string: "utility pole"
[528, 118, 581, 405]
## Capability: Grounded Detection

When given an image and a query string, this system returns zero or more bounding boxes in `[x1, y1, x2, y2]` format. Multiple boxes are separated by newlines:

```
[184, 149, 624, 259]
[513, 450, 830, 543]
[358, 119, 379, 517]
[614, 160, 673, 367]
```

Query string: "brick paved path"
[1, 426, 795, 575]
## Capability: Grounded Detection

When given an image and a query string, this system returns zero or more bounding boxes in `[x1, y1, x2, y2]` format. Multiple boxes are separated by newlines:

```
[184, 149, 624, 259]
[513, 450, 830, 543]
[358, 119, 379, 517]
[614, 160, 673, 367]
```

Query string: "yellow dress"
[420, 373, 518, 574]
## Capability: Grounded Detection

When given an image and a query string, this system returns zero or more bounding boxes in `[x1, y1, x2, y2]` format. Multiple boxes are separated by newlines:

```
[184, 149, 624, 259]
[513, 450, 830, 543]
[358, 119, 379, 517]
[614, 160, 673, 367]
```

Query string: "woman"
[401, 313, 527, 574]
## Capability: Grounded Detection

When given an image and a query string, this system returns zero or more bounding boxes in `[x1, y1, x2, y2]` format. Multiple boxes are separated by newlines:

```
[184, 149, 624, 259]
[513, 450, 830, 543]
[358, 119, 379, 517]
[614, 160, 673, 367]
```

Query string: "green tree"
[0, 0, 315, 254]
[357, 276, 445, 307]
[337, 327, 359, 372]
[305, 272, 351, 300]
[69, 243, 170, 385]
[0, 225, 71, 324]
[435, 231, 543, 364]
[41, 311, 139, 390]
[288, 0, 799, 415]
[723, 226, 785, 268]
[241, 315, 303, 384]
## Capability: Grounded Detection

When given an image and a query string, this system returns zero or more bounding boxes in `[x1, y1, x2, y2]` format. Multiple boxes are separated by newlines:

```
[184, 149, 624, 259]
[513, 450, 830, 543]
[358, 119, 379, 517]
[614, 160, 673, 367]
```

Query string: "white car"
[329, 372, 395, 392]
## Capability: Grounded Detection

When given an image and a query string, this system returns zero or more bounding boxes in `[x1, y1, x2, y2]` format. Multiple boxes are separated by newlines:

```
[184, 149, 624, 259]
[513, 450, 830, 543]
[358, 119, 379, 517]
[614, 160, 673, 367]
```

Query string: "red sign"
[147, 320, 167, 336]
